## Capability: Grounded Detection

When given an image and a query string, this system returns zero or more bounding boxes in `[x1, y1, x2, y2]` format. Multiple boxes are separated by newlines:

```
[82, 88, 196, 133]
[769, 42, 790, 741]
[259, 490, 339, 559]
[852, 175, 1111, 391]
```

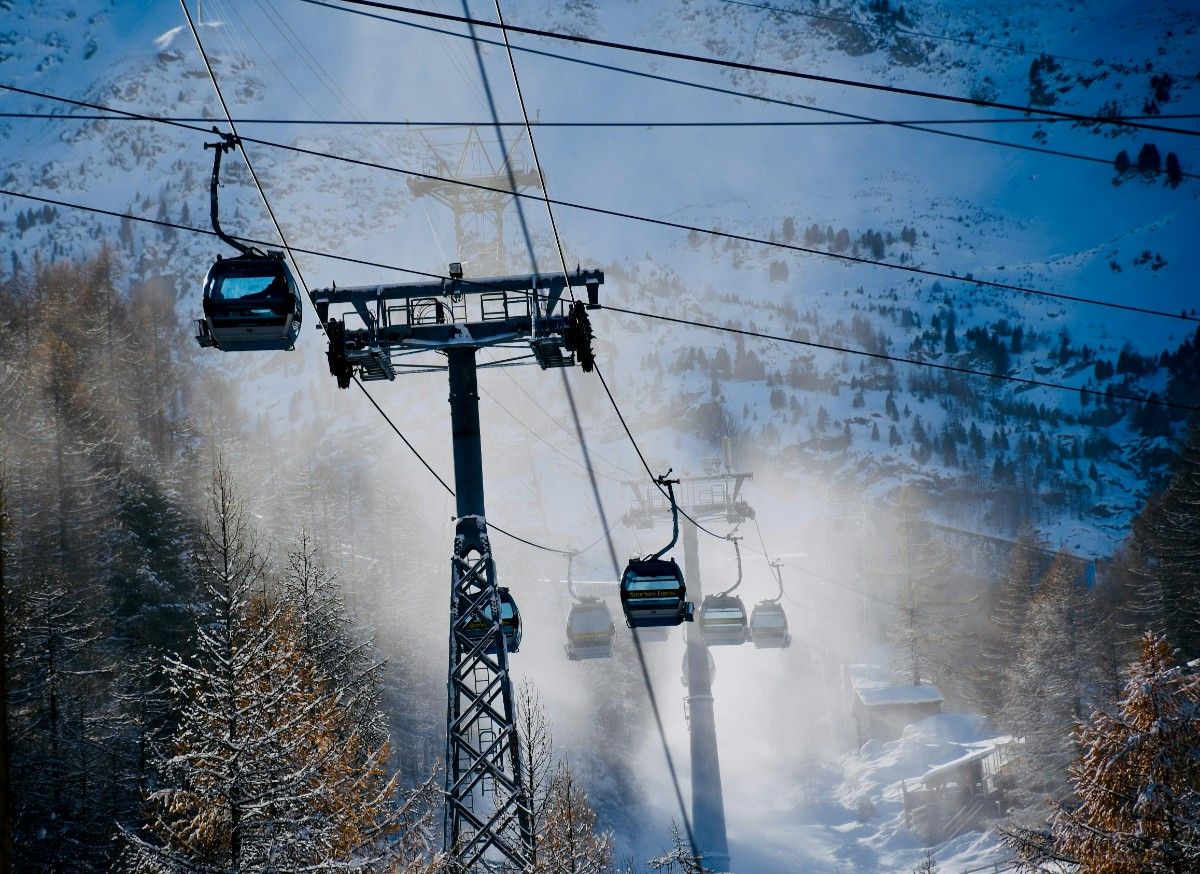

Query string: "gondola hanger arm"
[650, 469, 681, 560]
[718, 535, 743, 597]
[768, 558, 785, 604]
[204, 128, 261, 257]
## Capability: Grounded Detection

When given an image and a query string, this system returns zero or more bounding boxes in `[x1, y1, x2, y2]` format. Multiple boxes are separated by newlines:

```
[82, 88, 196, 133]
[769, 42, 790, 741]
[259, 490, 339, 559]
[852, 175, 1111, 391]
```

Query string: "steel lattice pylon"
[314, 267, 601, 871]
[444, 519, 532, 870]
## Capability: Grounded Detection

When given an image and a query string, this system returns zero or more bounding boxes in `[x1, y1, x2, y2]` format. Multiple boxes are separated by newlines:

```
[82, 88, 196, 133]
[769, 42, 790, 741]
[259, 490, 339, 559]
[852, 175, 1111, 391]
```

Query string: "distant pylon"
[407, 125, 540, 274]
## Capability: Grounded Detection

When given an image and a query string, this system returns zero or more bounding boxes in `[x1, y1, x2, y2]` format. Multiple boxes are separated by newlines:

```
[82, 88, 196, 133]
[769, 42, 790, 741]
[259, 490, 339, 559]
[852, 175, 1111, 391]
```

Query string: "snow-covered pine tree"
[1001, 550, 1105, 819]
[129, 465, 434, 872]
[1011, 632, 1200, 871]
[537, 763, 614, 874]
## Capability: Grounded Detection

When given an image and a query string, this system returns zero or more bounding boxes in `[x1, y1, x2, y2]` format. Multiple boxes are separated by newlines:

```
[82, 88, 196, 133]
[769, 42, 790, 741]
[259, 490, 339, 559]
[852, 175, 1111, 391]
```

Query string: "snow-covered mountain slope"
[4, 0, 1196, 562]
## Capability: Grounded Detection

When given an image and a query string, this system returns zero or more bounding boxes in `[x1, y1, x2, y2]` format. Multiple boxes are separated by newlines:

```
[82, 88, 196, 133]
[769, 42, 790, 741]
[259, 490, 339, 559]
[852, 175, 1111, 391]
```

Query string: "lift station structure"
[623, 464, 754, 874]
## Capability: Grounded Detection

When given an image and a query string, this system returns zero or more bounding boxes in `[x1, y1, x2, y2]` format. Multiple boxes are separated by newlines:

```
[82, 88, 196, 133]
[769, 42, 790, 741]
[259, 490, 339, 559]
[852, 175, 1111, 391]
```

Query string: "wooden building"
[902, 738, 1021, 844]
[852, 684, 945, 745]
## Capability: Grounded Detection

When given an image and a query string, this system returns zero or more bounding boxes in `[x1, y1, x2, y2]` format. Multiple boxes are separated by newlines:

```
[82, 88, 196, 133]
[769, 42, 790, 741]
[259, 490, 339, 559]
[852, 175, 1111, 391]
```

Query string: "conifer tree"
[282, 533, 388, 751]
[517, 679, 559, 870]
[886, 487, 956, 689]
[971, 529, 1047, 716]
[1129, 422, 1200, 657]
[7, 574, 112, 869]
[647, 821, 706, 873]
[128, 466, 433, 872]
[1009, 632, 1200, 871]
[1001, 551, 1105, 819]
[537, 764, 614, 874]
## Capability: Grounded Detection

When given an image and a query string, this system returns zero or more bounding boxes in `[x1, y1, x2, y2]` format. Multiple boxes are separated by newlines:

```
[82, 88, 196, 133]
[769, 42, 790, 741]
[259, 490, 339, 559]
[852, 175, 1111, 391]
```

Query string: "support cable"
[602, 304, 1200, 414]
[181, 0, 571, 558]
[291, 0, 1200, 181]
[485, 0, 700, 853]
[750, 517, 894, 606]
[479, 384, 628, 484]
[6, 82, 1198, 324]
[488, 0, 730, 548]
[4, 151, 1101, 602]
[5, 185, 1194, 418]
[355, 349, 575, 555]
[484, 354, 642, 479]
[7, 111, 1200, 128]
[320, 0, 1200, 138]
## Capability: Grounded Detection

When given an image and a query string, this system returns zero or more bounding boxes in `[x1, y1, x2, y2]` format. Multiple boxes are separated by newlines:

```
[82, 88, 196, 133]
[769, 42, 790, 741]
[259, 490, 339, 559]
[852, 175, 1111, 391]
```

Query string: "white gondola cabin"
[700, 594, 749, 646]
[749, 600, 790, 648]
[565, 598, 615, 660]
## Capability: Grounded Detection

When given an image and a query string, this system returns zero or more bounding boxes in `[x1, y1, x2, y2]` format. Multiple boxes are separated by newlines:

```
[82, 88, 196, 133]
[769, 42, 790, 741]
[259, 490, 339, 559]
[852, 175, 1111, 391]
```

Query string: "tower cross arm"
[313, 267, 603, 307]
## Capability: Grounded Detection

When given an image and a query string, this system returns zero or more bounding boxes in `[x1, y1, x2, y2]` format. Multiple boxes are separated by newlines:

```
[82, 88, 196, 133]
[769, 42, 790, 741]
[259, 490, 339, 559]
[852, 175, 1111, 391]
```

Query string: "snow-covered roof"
[856, 685, 945, 708]
[919, 737, 1016, 786]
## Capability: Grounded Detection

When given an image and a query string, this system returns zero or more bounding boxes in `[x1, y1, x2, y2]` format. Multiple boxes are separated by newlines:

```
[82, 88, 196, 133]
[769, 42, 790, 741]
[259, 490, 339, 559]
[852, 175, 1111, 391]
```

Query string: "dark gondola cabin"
[749, 600, 790, 648]
[620, 557, 694, 628]
[564, 598, 615, 660]
[462, 587, 522, 654]
[700, 594, 748, 646]
[196, 252, 302, 351]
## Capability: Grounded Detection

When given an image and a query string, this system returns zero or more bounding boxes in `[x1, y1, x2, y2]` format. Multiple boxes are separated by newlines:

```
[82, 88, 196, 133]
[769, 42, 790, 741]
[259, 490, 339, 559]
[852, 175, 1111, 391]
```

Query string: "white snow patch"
[153, 26, 183, 50]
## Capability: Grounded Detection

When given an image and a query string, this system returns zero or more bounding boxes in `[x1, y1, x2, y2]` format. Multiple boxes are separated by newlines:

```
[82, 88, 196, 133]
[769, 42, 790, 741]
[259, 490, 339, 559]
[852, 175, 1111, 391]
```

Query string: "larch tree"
[129, 465, 436, 872]
[516, 680, 615, 874]
[646, 821, 706, 873]
[1009, 632, 1200, 872]
[282, 532, 388, 751]
[537, 764, 614, 874]
[0, 255, 211, 867]
[886, 486, 956, 690]
[1002, 551, 1105, 820]
[517, 679, 558, 870]
[972, 527, 1048, 716]
[6, 571, 117, 870]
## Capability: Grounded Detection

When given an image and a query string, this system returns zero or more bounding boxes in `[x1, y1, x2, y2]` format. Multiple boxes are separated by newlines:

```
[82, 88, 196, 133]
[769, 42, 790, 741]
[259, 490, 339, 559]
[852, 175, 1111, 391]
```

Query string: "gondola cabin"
[620, 557, 694, 628]
[461, 587, 522, 654]
[699, 594, 748, 646]
[195, 252, 302, 351]
[564, 598, 615, 660]
[749, 600, 790, 648]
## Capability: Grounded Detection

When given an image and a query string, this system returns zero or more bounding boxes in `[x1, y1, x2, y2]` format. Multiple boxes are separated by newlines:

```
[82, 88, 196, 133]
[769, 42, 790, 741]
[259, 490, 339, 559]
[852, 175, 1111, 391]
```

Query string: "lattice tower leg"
[444, 527, 532, 872]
